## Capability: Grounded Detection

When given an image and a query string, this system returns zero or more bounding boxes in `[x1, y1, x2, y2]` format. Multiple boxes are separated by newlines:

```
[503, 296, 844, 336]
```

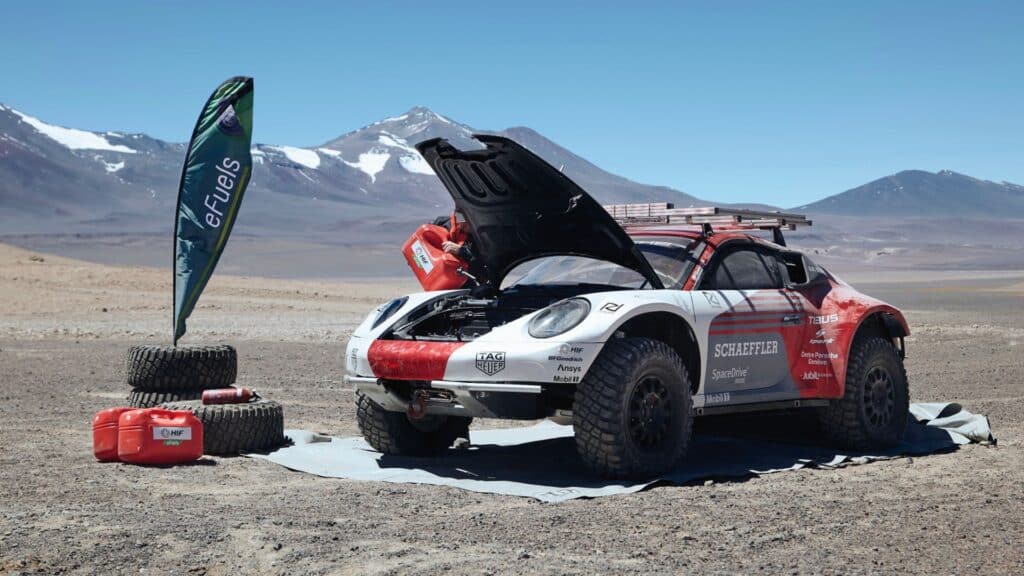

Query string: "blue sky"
[2, 1, 1021, 206]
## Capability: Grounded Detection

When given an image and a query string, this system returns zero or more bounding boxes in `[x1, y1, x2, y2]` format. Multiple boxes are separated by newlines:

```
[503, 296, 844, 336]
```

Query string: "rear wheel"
[819, 336, 909, 450]
[355, 391, 471, 456]
[573, 337, 693, 479]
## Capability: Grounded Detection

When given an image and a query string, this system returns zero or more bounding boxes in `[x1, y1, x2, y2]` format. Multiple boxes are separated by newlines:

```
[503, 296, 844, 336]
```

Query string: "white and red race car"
[345, 135, 910, 479]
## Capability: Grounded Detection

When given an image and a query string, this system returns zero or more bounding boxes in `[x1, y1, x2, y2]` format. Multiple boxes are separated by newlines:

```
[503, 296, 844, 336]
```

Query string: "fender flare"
[847, 305, 910, 363]
[602, 307, 703, 392]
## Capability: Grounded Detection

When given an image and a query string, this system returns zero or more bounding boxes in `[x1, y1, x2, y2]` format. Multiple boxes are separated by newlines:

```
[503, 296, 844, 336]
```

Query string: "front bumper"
[345, 375, 545, 419]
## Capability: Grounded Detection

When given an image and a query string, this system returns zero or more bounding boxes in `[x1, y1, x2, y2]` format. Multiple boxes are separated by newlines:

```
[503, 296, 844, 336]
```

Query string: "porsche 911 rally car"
[344, 135, 910, 479]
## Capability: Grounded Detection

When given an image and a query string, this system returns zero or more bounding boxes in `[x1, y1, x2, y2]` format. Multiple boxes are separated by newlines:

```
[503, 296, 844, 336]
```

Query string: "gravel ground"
[0, 244, 1022, 575]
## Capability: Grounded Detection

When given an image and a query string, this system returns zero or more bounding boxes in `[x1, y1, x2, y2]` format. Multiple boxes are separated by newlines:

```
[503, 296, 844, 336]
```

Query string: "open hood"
[416, 135, 663, 288]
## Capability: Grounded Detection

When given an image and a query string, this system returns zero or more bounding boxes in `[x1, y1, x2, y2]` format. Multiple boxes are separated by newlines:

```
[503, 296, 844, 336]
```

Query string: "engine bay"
[385, 284, 620, 342]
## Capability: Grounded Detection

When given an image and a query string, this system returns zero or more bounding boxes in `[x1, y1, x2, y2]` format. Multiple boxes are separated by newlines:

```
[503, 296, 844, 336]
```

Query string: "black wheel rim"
[864, 366, 896, 429]
[628, 375, 672, 450]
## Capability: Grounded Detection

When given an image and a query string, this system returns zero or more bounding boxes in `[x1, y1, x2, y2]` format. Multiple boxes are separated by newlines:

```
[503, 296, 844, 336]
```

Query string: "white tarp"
[248, 403, 994, 503]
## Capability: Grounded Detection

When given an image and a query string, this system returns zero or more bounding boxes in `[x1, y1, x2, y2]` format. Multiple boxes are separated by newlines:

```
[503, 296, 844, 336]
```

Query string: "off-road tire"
[127, 388, 203, 408]
[573, 337, 693, 479]
[125, 345, 237, 392]
[356, 391, 471, 457]
[819, 336, 909, 450]
[160, 399, 285, 456]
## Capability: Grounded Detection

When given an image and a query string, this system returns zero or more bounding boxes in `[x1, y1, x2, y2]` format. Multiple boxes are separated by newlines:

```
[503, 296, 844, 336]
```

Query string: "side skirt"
[695, 398, 829, 417]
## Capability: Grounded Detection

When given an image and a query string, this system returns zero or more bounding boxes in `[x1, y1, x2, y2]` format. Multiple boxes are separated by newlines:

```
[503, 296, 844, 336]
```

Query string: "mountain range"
[0, 104, 705, 240]
[1, 102, 1022, 272]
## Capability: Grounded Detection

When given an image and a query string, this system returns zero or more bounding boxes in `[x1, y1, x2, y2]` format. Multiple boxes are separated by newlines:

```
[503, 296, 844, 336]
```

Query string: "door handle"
[782, 314, 802, 324]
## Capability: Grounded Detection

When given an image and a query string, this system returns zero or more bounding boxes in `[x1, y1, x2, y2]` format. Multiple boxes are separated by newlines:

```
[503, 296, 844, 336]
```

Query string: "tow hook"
[407, 389, 429, 420]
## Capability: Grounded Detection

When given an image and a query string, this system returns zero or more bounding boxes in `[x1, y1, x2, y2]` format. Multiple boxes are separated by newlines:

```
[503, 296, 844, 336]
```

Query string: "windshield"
[504, 236, 701, 289]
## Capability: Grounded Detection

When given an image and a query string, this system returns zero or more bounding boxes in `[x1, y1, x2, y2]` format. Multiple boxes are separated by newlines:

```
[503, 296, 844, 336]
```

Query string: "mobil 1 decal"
[705, 332, 797, 400]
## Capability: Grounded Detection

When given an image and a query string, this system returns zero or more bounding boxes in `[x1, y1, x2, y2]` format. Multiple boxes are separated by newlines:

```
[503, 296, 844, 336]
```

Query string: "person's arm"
[442, 240, 476, 264]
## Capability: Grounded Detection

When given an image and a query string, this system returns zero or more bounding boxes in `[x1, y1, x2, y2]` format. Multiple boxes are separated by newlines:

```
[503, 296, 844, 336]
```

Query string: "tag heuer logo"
[475, 351, 506, 376]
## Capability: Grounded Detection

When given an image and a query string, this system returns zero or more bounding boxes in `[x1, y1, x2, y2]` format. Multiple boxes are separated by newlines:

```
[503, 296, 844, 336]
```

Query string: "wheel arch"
[608, 311, 702, 393]
[850, 305, 909, 358]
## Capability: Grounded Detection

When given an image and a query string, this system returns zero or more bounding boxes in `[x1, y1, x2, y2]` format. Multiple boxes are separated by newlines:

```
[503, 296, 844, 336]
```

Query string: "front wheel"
[573, 337, 693, 479]
[819, 336, 909, 450]
[356, 391, 471, 456]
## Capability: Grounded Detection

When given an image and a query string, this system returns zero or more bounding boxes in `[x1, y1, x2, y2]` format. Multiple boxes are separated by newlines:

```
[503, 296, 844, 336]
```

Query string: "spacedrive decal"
[712, 367, 749, 384]
[713, 340, 779, 358]
[475, 351, 506, 376]
[600, 302, 623, 312]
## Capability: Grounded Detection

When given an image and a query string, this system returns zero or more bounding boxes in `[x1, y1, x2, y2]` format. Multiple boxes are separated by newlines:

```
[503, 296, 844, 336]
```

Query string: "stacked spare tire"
[124, 345, 286, 455]
[126, 345, 238, 407]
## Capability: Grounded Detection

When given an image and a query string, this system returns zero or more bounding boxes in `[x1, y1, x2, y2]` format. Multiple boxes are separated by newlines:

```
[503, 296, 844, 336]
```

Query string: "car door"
[696, 242, 806, 406]
[776, 251, 840, 398]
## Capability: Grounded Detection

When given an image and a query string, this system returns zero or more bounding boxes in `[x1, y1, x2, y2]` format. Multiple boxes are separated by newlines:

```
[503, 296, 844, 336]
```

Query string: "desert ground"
[0, 242, 1022, 575]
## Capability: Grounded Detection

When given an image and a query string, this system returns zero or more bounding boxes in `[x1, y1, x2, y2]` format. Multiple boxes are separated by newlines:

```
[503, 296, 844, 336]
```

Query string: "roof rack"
[603, 203, 812, 247]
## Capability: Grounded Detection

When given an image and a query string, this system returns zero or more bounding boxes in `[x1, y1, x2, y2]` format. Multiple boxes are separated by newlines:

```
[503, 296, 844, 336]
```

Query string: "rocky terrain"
[0, 243, 1021, 575]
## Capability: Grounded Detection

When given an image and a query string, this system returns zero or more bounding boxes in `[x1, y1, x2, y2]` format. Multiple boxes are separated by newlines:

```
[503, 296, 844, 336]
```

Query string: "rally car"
[344, 135, 910, 479]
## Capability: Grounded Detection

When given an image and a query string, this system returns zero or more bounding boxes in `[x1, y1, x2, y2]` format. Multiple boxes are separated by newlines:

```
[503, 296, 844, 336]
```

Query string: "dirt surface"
[1, 243, 1022, 575]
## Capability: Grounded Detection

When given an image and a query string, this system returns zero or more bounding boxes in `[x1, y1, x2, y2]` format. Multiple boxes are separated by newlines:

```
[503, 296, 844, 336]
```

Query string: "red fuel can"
[92, 407, 133, 462]
[117, 408, 203, 465]
[401, 224, 467, 291]
[202, 387, 257, 405]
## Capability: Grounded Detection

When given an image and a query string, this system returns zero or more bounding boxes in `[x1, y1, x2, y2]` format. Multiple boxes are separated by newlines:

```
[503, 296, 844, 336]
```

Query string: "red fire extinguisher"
[201, 387, 259, 405]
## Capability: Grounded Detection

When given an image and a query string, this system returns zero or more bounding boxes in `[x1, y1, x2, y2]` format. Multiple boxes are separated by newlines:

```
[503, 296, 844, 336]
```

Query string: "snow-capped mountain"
[0, 104, 703, 240]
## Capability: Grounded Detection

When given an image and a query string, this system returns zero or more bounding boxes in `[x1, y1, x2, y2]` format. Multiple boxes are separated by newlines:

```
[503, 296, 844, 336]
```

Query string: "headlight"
[528, 298, 591, 338]
[371, 297, 407, 329]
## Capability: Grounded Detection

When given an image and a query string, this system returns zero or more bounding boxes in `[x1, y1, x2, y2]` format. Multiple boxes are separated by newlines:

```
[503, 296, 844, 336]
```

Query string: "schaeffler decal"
[713, 340, 780, 358]
[809, 313, 839, 325]
[475, 352, 506, 376]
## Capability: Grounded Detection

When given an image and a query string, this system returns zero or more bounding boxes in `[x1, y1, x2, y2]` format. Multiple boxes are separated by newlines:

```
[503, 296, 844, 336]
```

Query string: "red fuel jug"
[92, 407, 133, 462]
[117, 408, 203, 465]
[402, 223, 468, 291]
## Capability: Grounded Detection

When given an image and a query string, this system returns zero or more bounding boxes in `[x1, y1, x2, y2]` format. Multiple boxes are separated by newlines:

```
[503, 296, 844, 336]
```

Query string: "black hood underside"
[415, 135, 662, 289]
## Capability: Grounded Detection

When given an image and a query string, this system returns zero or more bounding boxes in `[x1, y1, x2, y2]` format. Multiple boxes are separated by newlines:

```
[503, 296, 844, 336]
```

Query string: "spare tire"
[160, 399, 285, 456]
[127, 388, 203, 408]
[126, 345, 237, 392]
